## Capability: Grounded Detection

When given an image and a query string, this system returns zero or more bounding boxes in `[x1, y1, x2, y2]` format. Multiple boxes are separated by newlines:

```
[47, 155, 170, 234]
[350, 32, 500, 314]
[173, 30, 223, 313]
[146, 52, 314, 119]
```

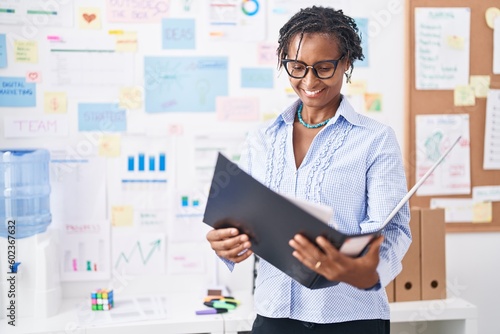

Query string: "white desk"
[0, 291, 477, 334]
[223, 291, 478, 334]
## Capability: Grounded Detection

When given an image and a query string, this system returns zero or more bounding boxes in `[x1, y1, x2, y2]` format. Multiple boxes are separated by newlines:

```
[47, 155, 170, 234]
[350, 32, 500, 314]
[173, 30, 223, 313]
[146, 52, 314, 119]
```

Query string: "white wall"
[1, 0, 498, 333]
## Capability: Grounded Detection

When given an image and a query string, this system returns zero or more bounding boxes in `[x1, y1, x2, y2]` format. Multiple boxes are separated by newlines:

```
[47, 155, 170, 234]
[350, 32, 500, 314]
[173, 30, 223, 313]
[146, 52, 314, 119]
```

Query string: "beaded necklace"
[297, 104, 333, 129]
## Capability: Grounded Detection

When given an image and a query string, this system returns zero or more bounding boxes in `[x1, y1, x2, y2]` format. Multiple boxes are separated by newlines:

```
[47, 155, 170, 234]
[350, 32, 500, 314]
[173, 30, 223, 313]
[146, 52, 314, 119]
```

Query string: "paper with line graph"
[112, 230, 166, 274]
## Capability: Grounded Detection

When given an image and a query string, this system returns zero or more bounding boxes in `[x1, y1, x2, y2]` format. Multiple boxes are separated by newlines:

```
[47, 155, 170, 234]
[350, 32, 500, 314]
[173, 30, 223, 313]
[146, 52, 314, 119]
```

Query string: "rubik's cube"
[91, 289, 114, 311]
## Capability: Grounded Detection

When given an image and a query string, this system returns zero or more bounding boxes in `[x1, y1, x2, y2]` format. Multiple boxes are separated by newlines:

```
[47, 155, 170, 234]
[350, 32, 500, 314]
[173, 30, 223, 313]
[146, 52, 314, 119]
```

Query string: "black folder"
[203, 136, 461, 289]
[202, 153, 380, 289]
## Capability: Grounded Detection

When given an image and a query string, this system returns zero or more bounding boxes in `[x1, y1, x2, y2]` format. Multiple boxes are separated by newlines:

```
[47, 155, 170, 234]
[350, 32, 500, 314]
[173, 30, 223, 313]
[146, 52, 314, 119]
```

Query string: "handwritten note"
[0, 34, 6, 68]
[346, 80, 367, 95]
[484, 90, 500, 169]
[14, 40, 38, 63]
[0, 77, 36, 107]
[216, 96, 259, 121]
[4, 115, 69, 137]
[454, 85, 475, 106]
[241, 68, 274, 88]
[473, 186, 500, 203]
[78, 103, 127, 132]
[99, 134, 121, 157]
[258, 42, 278, 65]
[111, 206, 134, 227]
[78, 7, 102, 29]
[494, 17, 500, 74]
[106, 0, 169, 23]
[162, 18, 195, 49]
[469, 75, 490, 98]
[115, 32, 138, 52]
[473, 202, 492, 223]
[415, 8, 470, 90]
[44, 92, 67, 113]
[416, 114, 471, 196]
[119, 86, 143, 109]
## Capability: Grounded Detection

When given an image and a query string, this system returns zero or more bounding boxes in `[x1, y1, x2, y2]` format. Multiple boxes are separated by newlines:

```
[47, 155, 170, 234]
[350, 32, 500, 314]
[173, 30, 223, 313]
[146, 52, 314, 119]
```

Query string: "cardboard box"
[394, 208, 422, 302]
[386, 280, 395, 303]
[420, 208, 446, 300]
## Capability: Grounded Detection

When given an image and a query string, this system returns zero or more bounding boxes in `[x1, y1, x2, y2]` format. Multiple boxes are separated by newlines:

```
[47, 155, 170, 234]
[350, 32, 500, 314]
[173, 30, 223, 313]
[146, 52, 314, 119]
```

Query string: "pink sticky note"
[26, 71, 42, 83]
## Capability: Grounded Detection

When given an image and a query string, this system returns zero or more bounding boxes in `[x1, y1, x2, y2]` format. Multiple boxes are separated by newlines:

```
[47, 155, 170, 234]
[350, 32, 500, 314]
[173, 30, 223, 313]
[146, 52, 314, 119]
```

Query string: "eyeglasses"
[282, 55, 345, 79]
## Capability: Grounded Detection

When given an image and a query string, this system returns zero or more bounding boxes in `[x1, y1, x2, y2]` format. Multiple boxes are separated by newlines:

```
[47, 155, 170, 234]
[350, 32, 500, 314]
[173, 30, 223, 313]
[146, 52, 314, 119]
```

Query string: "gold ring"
[315, 261, 322, 269]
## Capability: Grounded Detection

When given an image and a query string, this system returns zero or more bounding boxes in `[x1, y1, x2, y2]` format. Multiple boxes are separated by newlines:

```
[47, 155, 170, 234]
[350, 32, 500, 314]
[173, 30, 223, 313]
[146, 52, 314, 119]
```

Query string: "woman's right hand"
[206, 227, 253, 263]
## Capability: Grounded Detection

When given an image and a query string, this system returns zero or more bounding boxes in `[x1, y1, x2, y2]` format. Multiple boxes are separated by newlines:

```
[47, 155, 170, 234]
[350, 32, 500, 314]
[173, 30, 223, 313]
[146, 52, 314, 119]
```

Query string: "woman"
[206, 6, 411, 333]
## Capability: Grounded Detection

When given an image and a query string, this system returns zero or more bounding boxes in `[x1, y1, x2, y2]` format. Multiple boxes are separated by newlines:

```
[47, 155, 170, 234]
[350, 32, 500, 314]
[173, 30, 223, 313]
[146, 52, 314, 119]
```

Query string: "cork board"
[406, 0, 500, 232]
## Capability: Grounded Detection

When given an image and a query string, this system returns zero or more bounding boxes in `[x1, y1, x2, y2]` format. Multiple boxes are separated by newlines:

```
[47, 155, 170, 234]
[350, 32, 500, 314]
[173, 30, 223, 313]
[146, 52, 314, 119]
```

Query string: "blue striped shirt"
[229, 96, 411, 323]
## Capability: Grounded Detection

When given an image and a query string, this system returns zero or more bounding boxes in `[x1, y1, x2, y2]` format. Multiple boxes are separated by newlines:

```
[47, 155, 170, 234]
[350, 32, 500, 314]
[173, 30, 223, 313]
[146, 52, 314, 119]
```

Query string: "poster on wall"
[0, 0, 73, 26]
[207, 0, 266, 42]
[415, 114, 471, 196]
[414, 7, 471, 90]
[144, 56, 228, 112]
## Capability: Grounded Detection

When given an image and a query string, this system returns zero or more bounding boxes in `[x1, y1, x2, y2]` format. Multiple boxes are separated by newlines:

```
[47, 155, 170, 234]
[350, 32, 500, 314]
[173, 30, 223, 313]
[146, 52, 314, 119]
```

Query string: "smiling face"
[286, 32, 348, 117]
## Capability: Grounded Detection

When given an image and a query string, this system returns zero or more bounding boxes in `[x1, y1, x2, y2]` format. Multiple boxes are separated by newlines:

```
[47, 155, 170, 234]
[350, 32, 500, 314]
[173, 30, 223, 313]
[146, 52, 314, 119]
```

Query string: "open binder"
[203, 137, 460, 289]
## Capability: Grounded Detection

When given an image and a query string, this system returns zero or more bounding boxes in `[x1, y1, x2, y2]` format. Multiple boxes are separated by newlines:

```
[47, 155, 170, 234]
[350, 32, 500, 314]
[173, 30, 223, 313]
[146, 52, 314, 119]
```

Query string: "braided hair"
[277, 6, 364, 72]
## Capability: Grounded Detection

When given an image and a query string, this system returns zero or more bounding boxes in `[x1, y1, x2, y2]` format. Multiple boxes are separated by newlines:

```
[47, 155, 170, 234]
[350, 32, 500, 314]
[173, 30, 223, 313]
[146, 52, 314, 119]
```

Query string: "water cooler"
[0, 149, 62, 320]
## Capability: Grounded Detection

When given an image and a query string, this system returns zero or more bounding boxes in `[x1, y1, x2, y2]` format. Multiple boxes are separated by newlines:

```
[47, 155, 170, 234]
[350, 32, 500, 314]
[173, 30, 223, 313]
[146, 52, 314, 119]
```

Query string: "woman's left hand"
[288, 234, 383, 289]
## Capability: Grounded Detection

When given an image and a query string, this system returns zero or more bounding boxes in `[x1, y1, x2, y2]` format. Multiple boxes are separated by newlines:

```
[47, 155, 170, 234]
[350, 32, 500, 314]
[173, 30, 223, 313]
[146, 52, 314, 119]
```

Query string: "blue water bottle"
[0, 149, 52, 239]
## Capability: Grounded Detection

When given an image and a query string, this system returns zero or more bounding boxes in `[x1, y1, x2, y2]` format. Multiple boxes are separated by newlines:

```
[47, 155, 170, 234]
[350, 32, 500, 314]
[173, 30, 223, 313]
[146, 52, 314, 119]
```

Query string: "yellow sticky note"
[99, 134, 121, 157]
[454, 85, 475, 106]
[14, 40, 38, 63]
[364, 93, 382, 112]
[446, 35, 464, 50]
[78, 7, 102, 30]
[44, 92, 67, 113]
[116, 32, 138, 52]
[472, 202, 492, 223]
[119, 86, 143, 110]
[111, 206, 134, 227]
[469, 75, 490, 98]
[347, 80, 367, 96]
[485, 7, 500, 29]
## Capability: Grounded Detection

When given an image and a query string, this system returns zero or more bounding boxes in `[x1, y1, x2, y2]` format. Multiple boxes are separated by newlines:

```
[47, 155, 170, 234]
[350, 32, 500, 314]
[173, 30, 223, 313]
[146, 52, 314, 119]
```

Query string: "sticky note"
[111, 206, 134, 227]
[241, 68, 274, 88]
[216, 96, 259, 121]
[26, 71, 42, 83]
[0, 34, 6, 68]
[99, 134, 121, 157]
[119, 86, 142, 109]
[162, 18, 195, 49]
[79, 7, 102, 29]
[258, 42, 278, 65]
[14, 40, 38, 63]
[472, 202, 492, 223]
[446, 35, 464, 50]
[364, 93, 382, 112]
[116, 32, 138, 52]
[78, 103, 126, 132]
[347, 80, 367, 95]
[485, 7, 500, 29]
[0, 77, 36, 107]
[44, 92, 67, 113]
[454, 85, 475, 106]
[469, 75, 490, 98]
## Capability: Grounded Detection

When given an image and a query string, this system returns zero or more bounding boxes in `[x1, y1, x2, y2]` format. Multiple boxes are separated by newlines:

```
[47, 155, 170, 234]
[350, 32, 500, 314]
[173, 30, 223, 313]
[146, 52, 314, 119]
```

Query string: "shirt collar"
[265, 95, 363, 133]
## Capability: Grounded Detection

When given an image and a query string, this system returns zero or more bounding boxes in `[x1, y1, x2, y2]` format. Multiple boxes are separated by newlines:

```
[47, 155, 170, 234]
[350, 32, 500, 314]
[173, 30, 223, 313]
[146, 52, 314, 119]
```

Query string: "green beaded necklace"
[297, 104, 333, 129]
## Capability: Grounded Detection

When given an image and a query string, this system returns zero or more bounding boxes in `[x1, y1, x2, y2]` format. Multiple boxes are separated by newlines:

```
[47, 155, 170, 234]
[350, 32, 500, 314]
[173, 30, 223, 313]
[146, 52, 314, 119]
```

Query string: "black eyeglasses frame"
[281, 55, 345, 79]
